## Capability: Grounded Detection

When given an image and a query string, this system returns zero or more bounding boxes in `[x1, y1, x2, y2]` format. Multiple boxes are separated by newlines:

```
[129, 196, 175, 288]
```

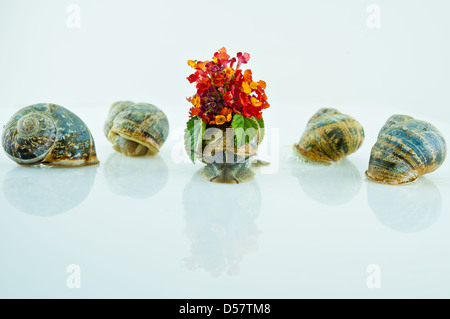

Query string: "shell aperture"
[104, 101, 169, 156]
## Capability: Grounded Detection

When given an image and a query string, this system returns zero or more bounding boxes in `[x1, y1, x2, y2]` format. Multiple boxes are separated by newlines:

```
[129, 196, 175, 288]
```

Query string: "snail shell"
[294, 108, 365, 164]
[2, 103, 99, 166]
[201, 123, 262, 164]
[198, 122, 264, 184]
[366, 115, 447, 185]
[104, 101, 169, 156]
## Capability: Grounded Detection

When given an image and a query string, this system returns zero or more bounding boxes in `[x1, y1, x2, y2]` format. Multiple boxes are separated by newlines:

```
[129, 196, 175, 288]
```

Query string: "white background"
[0, 0, 449, 298]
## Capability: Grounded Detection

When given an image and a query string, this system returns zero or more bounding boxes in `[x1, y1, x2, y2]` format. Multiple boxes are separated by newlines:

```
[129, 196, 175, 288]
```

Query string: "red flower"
[186, 47, 269, 124]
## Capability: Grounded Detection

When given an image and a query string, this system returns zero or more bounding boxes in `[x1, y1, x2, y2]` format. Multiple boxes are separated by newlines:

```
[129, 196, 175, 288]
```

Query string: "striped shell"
[1, 103, 99, 167]
[104, 101, 169, 156]
[366, 115, 447, 185]
[294, 108, 365, 164]
[200, 123, 262, 164]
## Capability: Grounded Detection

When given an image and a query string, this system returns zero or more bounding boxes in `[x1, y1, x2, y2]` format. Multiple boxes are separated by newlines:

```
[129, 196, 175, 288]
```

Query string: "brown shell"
[294, 108, 365, 164]
[200, 123, 262, 164]
[104, 101, 169, 156]
[2, 103, 98, 167]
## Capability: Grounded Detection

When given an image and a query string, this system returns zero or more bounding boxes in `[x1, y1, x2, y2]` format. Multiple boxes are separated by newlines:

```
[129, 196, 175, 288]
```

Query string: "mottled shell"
[104, 101, 169, 156]
[294, 108, 365, 164]
[200, 123, 262, 164]
[2, 103, 99, 166]
[366, 115, 447, 185]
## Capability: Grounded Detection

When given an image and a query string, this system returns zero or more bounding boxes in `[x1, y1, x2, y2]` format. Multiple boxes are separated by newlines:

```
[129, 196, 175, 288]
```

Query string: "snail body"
[104, 101, 169, 156]
[366, 115, 447, 185]
[198, 121, 265, 184]
[294, 108, 365, 164]
[2, 103, 98, 167]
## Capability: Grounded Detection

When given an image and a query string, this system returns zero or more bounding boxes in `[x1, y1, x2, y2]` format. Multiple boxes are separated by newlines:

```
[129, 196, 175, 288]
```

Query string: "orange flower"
[214, 115, 226, 125]
[243, 69, 252, 82]
[258, 80, 266, 89]
[214, 47, 230, 62]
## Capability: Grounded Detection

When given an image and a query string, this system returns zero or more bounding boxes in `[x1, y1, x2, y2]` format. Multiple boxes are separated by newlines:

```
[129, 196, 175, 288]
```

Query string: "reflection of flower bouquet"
[184, 47, 270, 164]
[182, 173, 262, 276]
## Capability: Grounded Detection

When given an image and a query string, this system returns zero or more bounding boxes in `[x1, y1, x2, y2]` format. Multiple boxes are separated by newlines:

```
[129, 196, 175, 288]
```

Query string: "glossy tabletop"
[0, 104, 449, 298]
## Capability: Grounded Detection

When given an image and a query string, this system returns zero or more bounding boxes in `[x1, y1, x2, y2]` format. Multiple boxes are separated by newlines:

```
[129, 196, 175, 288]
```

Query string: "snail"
[194, 123, 268, 184]
[294, 108, 365, 164]
[1, 103, 99, 167]
[366, 115, 447, 185]
[201, 161, 255, 184]
[104, 101, 169, 156]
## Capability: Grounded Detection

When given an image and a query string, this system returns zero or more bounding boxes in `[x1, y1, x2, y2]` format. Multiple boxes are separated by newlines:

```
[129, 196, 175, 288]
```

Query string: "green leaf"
[184, 116, 206, 163]
[256, 117, 265, 144]
[232, 114, 259, 148]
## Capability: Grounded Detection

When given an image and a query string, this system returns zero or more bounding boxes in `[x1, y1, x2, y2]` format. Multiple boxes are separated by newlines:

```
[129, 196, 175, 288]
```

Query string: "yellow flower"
[192, 94, 201, 108]
[215, 115, 226, 125]
[251, 97, 262, 107]
[242, 82, 252, 94]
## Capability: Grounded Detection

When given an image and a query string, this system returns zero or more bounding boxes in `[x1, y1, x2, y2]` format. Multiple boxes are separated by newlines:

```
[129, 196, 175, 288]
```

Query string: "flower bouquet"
[184, 47, 270, 183]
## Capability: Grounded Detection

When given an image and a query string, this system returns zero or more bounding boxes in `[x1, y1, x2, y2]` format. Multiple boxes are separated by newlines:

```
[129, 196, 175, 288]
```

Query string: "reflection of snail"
[104, 101, 169, 156]
[367, 178, 441, 232]
[197, 123, 267, 184]
[182, 172, 261, 277]
[3, 165, 97, 216]
[2, 103, 98, 166]
[366, 115, 447, 185]
[200, 159, 268, 184]
[103, 153, 168, 198]
[294, 108, 364, 164]
[292, 159, 361, 206]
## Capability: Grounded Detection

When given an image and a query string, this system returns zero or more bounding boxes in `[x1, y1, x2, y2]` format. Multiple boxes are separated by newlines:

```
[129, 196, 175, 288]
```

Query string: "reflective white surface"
[1, 0, 450, 298]
[0, 104, 449, 298]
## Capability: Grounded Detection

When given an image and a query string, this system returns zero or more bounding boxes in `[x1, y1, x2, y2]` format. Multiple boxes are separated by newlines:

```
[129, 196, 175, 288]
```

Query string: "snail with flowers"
[184, 47, 270, 183]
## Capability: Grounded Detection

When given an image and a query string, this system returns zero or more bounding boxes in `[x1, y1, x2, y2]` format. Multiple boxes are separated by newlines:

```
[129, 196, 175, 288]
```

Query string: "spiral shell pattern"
[2, 103, 98, 166]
